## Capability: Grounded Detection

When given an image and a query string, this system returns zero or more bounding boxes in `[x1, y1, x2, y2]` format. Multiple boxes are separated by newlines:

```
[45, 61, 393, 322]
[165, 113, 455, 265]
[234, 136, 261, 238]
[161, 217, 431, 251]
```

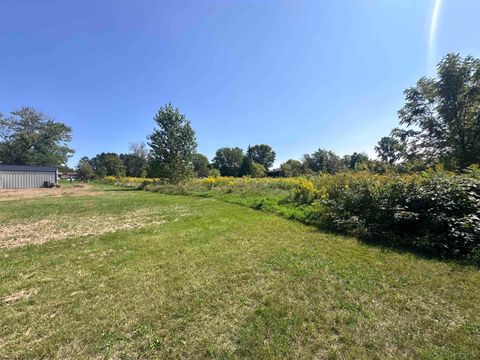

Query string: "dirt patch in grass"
[0, 184, 98, 202]
[0, 208, 188, 249]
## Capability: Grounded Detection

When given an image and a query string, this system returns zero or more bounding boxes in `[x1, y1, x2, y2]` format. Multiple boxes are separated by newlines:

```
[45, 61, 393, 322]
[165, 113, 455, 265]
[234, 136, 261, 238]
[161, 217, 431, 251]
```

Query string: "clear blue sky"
[0, 0, 479, 167]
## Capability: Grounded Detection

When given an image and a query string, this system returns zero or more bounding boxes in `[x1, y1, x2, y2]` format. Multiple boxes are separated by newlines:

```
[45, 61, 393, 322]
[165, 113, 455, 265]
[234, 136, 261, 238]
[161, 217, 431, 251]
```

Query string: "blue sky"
[1, 0, 479, 167]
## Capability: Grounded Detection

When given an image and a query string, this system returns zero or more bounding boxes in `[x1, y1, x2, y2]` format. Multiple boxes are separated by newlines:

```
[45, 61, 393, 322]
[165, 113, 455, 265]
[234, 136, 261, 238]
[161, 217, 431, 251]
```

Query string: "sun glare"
[428, 0, 443, 69]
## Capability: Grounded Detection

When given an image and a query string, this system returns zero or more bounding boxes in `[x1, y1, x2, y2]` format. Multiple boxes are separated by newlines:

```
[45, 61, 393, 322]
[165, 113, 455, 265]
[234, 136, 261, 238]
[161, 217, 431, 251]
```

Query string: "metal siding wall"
[0, 171, 56, 189]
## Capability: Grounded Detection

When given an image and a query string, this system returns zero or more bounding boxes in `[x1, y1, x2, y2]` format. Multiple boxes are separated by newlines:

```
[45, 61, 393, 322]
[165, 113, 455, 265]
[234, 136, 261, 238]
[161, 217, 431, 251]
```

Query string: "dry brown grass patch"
[0, 184, 98, 202]
[0, 207, 188, 249]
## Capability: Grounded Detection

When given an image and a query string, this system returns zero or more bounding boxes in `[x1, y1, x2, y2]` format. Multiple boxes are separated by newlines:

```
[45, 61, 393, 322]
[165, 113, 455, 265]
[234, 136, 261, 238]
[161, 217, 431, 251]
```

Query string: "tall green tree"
[122, 142, 149, 177]
[303, 149, 343, 174]
[76, 156, 95, 181]
[0, 107, 74, 166]
[374, 137, 404, 164]
[343, 152, 370, 170]
[120, 153, 146, 177]
[192, 153, 210, 177]
[393, 53, 480, 169]
[212, 147, 244, 176]
[280, 159, 305, 177]
[246, 144, 276, 169]
[90, 153, 126, 177]
[148, 104, 197, 183]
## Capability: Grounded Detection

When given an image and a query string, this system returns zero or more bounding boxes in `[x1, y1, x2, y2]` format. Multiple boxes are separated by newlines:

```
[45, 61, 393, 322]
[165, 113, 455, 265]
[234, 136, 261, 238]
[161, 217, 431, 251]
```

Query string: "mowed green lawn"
[1, 184, 479, 359]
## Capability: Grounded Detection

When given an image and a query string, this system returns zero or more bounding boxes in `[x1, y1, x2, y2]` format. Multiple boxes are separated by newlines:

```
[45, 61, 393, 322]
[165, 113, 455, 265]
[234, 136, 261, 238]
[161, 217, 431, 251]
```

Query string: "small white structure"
[0, 165, 58, 189]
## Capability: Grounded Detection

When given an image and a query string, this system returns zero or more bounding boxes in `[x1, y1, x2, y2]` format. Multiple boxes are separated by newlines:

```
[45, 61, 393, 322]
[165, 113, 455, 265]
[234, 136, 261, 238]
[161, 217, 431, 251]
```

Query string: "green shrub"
[310, 173, 480, 258]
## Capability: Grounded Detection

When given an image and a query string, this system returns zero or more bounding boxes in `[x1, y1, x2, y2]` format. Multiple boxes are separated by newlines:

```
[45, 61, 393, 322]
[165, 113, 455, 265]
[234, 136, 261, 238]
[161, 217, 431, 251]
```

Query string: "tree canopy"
[246, 144, 276, 169]
[192, 153, 210, 177]
[148, 104, 197, 183]
[76, 156, 95, 180]
[343, 152, 370, 170]
[280, 159, 305, 177]
[212, 147, 244, 177]
[303, 149, 343, 174]
[120, 153, 147, 177]
[90, 152, 126, 177]
[374, 137, 404, 164]
[0, 107, 74, 166]
[119, 142, 149, 177]
[392, 53, 480, 169]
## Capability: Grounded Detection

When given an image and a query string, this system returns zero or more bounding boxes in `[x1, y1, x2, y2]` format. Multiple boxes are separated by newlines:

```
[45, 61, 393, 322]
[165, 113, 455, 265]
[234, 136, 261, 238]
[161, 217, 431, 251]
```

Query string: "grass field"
[1, 183, 480, 359]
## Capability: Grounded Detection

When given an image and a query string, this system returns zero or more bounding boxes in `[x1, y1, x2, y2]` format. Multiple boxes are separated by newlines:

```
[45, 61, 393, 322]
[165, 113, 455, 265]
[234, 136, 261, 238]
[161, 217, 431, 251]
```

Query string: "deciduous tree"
[76, 157, 95, 180]
[303, 149, 343, 174]
[374, 137, 404, 164]
[91, 152, 126, 177]
[192, 153, 210, 177]
[343, 152, 370, 170]
[0, 107, 74, 166]
[120, 153, 147, 177]
[246, 144, 276, 169]
[393, 53, 480, 169]
[280, 159, 305, 177]
[148, 104, 197, 183]
[212, 147, 244, 176]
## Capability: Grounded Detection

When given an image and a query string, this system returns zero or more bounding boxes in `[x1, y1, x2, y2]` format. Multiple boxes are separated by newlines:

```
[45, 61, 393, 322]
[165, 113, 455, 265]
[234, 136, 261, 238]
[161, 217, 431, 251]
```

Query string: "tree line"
[1, 53, 479, 182]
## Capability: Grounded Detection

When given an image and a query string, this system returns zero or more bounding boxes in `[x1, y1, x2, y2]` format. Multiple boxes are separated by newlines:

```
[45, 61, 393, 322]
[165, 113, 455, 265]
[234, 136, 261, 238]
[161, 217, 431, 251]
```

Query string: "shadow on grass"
[102, 188, 143, 192]
[308, 225, 480, 268]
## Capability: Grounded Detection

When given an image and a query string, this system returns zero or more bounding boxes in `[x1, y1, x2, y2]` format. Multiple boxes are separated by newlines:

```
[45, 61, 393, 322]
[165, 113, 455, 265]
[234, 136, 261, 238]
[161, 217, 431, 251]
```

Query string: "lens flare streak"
[428, 0, 443, 68]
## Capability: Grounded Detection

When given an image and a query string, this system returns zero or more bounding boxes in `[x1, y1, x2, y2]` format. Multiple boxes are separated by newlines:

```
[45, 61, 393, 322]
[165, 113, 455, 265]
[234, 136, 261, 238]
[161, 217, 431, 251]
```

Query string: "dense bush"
[310, 173, 480, 259]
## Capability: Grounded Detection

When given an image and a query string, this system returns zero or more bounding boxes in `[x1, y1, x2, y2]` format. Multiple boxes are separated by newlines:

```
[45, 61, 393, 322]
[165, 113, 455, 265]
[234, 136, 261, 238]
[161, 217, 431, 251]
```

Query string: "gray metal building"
[0, 165, 58, 189]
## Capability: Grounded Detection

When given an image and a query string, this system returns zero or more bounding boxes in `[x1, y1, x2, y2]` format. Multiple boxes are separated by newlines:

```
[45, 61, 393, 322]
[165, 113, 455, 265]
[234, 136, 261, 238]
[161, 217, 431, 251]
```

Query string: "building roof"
[0, 164, 57, 172]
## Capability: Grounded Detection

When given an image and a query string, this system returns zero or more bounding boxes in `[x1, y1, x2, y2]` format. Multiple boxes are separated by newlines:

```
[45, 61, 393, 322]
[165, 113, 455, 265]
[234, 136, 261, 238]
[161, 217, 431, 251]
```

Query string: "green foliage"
[120, 153, 147, 177]
[343, 152, 370, 170]
[0, 107, 74, 166]
[374, 137, 404, 164]
[393, 53, 480, 169]
[192, 153, 210, 177]
[212, 147, 244, 176]
[303, 148, 343, 174]
[208, 168, 221, 177]
[148, 103, 197, 183]
[240, 157, 266, 177]
[250, 161, 266, 178]
[312, 173, 480, 259]
[90, 153, 126, 177]
[246, 144, 276, 169]
[76, 156, 95, 180]
[280, 159, 306, 177]
[58, 165, 74, 173]
[120, 142, 149, 177]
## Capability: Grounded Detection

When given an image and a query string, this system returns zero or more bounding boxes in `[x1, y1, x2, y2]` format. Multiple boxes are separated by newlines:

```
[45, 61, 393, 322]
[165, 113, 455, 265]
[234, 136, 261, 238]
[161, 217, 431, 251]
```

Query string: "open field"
[1, 184, 480, 359]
